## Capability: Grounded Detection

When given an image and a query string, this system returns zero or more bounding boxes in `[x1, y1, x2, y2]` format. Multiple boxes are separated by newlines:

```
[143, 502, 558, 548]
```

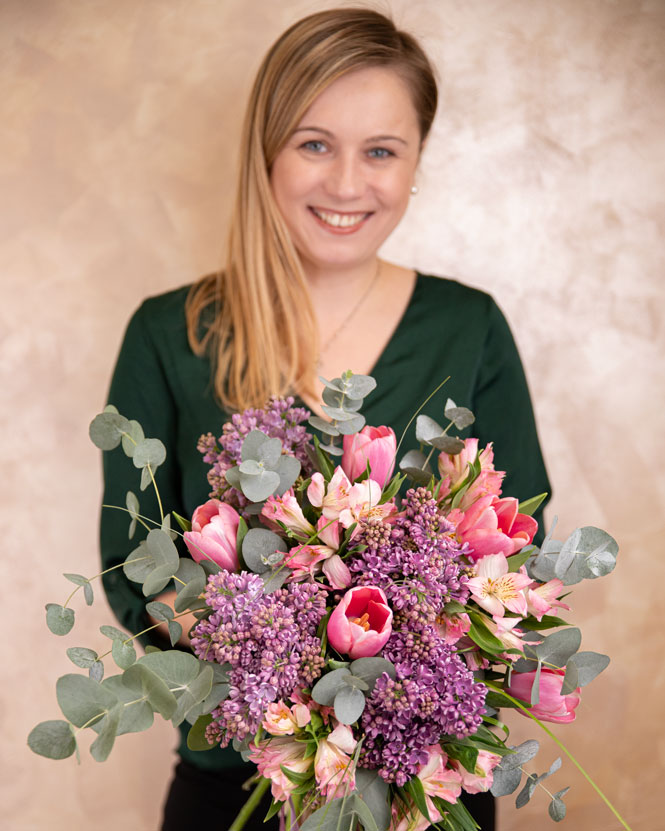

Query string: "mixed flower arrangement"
[29, 372, 631, 831]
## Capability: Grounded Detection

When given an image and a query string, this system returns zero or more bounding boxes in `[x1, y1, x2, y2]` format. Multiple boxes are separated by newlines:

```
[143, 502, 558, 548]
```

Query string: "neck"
[302, 257, 381, 298]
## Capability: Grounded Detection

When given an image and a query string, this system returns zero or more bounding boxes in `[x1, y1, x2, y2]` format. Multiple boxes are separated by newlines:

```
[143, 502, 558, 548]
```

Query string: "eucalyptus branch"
[485, 681, 633, 831]
[63, 560, 148, 609]
[394, 376, 450, 460]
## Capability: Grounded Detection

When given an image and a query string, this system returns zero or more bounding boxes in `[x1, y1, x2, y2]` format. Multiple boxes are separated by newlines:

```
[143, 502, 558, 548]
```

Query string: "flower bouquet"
[29, 371, 631, 831]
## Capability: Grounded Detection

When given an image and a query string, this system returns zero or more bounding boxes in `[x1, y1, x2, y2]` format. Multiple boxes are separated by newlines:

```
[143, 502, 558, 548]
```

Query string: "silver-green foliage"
[309, 371, 377, 455]
[225, 429, 301, 502]
[310, 658, 396, 725]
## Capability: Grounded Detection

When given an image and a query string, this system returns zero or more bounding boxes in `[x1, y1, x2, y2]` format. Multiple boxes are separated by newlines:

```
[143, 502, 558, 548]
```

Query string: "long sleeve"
[100, 300, 185, 646]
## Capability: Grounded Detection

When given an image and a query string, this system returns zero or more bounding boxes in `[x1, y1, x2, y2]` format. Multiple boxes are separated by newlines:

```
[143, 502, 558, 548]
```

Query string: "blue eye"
[368, 147, 394, 159]
[301, 140, 327, 153]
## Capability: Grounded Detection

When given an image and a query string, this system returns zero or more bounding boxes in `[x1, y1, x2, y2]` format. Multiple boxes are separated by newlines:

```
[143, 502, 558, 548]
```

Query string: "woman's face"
[270, 66, 422, 275]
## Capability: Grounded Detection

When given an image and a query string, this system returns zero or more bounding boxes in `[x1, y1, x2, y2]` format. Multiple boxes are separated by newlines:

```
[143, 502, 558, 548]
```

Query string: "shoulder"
[129, 284, 192, 338]
[413, 273, 503, 327]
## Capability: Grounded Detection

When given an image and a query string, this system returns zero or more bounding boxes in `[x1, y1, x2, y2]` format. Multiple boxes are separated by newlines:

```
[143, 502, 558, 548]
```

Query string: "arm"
[100, 300, 185, 648]
[470, 299, 551, 540]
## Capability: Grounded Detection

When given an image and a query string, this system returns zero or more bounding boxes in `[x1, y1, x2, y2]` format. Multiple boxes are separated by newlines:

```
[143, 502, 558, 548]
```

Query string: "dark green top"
[100, 273, 550, 771]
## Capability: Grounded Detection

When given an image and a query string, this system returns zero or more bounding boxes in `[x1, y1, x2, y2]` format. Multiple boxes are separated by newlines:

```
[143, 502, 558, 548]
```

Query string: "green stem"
[228, 776, 270, 831]
[394, 376, 450, 460]
[63, 560, 146, 609]
[486, 681, 632, 830]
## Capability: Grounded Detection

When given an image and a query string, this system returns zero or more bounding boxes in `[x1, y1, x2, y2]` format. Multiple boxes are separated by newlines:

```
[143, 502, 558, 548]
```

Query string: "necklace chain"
[318, 260, 382, 358]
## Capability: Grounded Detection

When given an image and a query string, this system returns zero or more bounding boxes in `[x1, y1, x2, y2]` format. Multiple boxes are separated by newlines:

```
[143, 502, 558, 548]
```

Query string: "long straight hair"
[186, 8, 438, 411]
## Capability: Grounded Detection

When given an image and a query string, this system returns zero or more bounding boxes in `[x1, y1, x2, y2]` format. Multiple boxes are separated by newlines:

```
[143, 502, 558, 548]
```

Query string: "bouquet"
[29, 371, 631, 831]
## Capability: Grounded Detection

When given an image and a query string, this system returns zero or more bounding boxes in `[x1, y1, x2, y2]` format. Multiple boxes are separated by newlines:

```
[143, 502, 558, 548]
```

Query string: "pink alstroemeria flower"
[418, 745, 462, 806]
[448, 495, 538, 562]
[327, 586, 393, 659]
[322, 554, 352, 589]
[467, 553, 532, 617]
[525, 577, 571, 621]
[506, 667, 581, 724]
[262, 489, 315, 540]
[435, 612, 471, 646]
[308, 468, 352, 520]
[450, 750, 502, 794]
[342, 425, 396, 488]
[314, 723, 358, 798]
[262, 701, 311, 736]
[249, 735, 313, 801]
[437, 439, 504, 511]
[183, 499, 239, 571]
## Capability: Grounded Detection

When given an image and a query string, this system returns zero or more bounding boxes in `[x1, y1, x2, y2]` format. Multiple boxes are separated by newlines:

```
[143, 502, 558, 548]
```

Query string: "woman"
[100, 8, 550, 830]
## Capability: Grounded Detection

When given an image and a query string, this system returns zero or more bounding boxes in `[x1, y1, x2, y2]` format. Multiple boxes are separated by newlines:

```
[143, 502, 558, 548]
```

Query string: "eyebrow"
[293, 126, 409, 146]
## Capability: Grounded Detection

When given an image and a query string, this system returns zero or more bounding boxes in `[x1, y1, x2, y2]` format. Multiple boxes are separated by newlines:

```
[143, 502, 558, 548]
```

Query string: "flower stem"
[486, 681, 632, 830]
[228, 776, 270, 831]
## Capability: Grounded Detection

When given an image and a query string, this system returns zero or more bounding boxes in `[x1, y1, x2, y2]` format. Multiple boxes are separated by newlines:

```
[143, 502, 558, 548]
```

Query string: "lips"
[309, 207, 371, 232]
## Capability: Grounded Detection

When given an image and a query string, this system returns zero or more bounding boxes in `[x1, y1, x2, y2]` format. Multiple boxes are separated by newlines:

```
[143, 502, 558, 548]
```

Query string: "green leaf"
[121, 419, 144, 458]
[507, 546, 536, 572]
[313, 435, 335, 480]
[90, 702, 122, 762]
[443, 600, 466, 615]
[239, 468, 281, 502]
[187, 714, 215, 751]
[445, 742, 479, 774]
[345, 374, 376, 399]
[174, 577, 206, 613]
[498, 740, 540, 771]
[443, 401, 475, 430]
[335, 414, 365, 435]
[404, 776, 430, 822]
[379, 472, 405, 504]
[490, 766, 523, 797]
[309, 415, 340, 437]
[145, 601, 173, 622]
[89, 411, 131, 451]
[355, 769, 390, 831]
[111, 638, 137, 670]
[168, 620, 183, 646]
[349, 657, 396, 692]
[63, 573, 87, 586]
[518, 492, 548, 517]
[67, 647, 99, 669]
[333, 685, 365, 724]
[519, 615, 570, 631]
[561, 651, 609, 693]
[275, 454, 301, 495]
[83, 581, 94, 606]
[531, 660, 543, 705]
[27, 720, 76, 760]
[46, 604, 75, 636]
[549, 797, 567, 821]
[535, 627, 581, 668]
[56, 673, 119, 728]
[236, 515, 249, 565]
[280, 765, 313, 786]
[132, 438, 167, 470]
[515, 773, 538, 808]
[351, 794, 380, 831]
[100, 624, 130, 641]
[299, 795, 357, 831]
[172, 510, 191, 533]
[171, 665, 214, 728]
[467, 613, 505, 654]
[261, 569, 288, 594]
[429, 434, 465, 454]
[89, 661, 104, 682]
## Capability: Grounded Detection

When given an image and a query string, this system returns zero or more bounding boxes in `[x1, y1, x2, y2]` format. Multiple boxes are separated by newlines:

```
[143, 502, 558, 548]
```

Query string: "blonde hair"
[186, 7, 438, 411]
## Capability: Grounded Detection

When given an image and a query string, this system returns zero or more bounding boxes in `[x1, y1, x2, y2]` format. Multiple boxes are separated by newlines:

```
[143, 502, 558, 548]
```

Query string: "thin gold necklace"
[318, 260, 382, 359]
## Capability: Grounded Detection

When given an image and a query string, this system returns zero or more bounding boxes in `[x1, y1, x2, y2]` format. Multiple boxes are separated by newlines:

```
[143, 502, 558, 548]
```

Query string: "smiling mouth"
[309, 207, 371, 229]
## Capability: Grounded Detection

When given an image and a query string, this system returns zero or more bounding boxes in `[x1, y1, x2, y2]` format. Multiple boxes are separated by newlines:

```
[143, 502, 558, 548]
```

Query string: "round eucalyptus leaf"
[345, 374, 376, 399]
[334, 685, 366, 724]
[175, 558, 206, 585]
[89, 412, 131, 451]
[299, 796, 357, 831]
[239, 459, 262, 475]
[322, 387, 363, 412]
[100, 624, 130, 641]
[174, 577, 206, 612]
[132, 438, 166, 470]
[121, 419, 145, 458]
[122, 663, 177, 720]
[123, 543, 153, 584]
[318, 375, 344, 393]
[535, 627, 581, 668]
[145, 600, 174, 622]
[489, 766, 523, 797]
[171, 664, 214, 728]
[430, 435, 465, 454]
[563, 650, 609, 691]
[112, 638, 137, 670]
[261, 568, 288, 594]
[90, 702, 122, 762]
[444, 403, 475, 430]
[63, 573, 87, 586]
[549, 797, 567, 822]
[242, 528, 288, 573]
[335, 414, 365, 436]
[498, 740, 540, 771]
[225, 465, 241, 489]
[319, 442, 344, 456]
[89, 661, 105, 682]
[83, 581, 94, 606]
[309, 416, 340, 437]
[343, 674, 369, 691]
[240, 429, 271, 462]
[321, 405, 360, 422]
[56, 673, 119, 728]
[187, 714, 215, 751]
[67, 647, 99, 669]
[104, 404, 119, 414]
[355, 770, 391, 831]
[27, 720, 76, 760]
[139, 465, 153, 491]
[101, 675, 154, 735]
[311, 668, 352, 706]
[139, 650, 200, 686]
[168, 620, 183, 646]
[146, 528, 179, 571]
[257, 436, 282, 469]
[141, 565, 175, 597]
[349, 657, 396, 691]
[275, 454, 301, 495]
[415, 414, 444, 444]
[46, 604, 75, 636]
[239, 468, 281, 502]
[400, 466, 433, 486]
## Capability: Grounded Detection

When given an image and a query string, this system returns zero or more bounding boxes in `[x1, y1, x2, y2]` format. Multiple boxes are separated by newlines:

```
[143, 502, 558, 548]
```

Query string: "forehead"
[296, 66, 420, 136]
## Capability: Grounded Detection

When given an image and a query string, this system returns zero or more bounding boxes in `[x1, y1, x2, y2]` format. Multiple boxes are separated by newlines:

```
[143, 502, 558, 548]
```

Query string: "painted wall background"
[2, 0, 663, 829]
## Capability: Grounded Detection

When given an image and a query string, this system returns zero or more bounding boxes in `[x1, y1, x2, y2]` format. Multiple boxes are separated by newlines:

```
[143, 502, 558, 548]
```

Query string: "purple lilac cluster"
[191, 570, 326, 747]
[349, 487, 470, 624]
[360, 625, 487, 785]
[197, 396, 313, 510]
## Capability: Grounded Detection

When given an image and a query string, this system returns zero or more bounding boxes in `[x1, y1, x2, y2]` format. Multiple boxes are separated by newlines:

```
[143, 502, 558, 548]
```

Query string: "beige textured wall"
[3, 0, 663, 829]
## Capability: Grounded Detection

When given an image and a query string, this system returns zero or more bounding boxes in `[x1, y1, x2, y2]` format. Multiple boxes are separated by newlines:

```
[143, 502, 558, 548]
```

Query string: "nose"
[324, 152, 365, 201]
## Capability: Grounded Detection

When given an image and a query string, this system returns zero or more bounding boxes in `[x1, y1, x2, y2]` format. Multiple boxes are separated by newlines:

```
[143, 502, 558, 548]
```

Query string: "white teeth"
[312, 208, 367, 228]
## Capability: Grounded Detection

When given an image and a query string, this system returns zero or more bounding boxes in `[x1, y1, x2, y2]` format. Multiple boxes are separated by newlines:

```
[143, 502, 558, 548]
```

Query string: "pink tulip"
[183, 499, 239, 570]
[448, 495, 538, 563]
[506, 667, 581, 723]
[327, 586, 393, 659]
[342, 425, 397, 488]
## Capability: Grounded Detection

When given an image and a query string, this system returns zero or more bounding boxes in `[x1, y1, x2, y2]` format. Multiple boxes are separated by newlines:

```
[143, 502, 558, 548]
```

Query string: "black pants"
[162, 761, 495, 830]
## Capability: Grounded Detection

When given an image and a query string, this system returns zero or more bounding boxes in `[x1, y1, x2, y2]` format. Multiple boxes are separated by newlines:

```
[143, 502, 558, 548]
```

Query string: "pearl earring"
[410, 185, 419, 195]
